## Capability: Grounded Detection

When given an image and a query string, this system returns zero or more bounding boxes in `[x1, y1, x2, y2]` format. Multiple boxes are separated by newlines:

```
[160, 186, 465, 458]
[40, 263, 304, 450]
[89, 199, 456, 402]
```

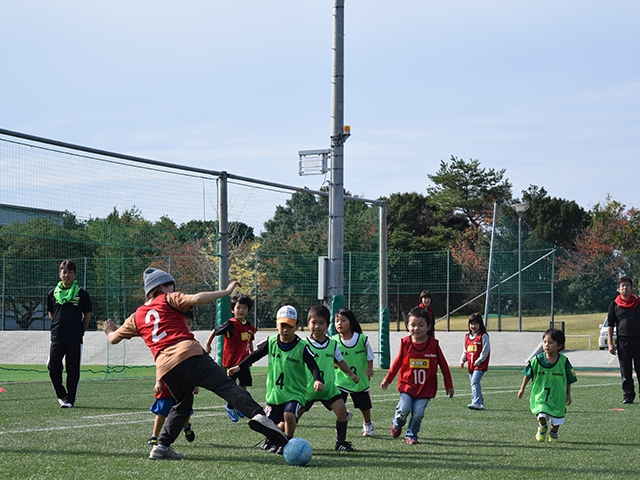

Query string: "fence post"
[379, 307, 390, 369]
[550, 249, 555, 326]
[329, 294, 345, 337]
[1, 257, 5, 330]
[217, 172, 230, 364]
[446, 250, 451, 331]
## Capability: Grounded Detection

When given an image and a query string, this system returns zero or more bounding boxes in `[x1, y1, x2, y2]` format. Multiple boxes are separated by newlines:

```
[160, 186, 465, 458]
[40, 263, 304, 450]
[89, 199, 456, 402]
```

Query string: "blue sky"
[3, 1, 639, 212]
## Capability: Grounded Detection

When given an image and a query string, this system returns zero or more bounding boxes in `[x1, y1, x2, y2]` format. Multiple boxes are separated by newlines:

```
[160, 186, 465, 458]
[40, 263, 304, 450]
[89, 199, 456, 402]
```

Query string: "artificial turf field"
[1, 367, 638, 479]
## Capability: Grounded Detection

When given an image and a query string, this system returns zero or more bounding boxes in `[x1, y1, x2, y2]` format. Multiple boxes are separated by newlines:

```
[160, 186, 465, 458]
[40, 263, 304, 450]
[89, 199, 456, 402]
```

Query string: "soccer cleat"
[275, 446, 284, 455]
[467, 404, 484, 410]
[335, 440, 357, 451]
[249, 413, 289, 447]
[535, 424, 548, 442]
[623, 397, 634, 404]
[149, 444, 184, 460]
[236, 409, 245, 418]
[548, 431, 559, 443]
[261, 439, 272, 451]
[391, 425, 402, 439]
[346, 410, 353, 423]
[147, 436, 158, 446]
[225, 405, 240, 423]
[183, 423, 195, 442]
[267, 443, 279, 454]
[406, 438, 420, 445]
[58, 398, 73, 408]
[362, 421, 374, 437]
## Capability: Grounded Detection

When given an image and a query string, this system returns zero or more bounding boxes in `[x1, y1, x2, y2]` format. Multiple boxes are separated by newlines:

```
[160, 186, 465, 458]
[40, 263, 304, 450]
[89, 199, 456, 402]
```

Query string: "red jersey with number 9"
[134, 294, 195, 359]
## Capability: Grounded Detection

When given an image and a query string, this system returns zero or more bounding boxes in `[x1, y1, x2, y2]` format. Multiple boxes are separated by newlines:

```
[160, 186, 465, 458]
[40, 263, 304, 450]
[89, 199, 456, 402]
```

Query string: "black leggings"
[159, 354, 265, 446]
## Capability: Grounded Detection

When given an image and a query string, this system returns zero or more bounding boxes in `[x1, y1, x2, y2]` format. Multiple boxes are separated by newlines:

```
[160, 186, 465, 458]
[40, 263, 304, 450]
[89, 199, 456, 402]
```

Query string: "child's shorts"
[226, 366, 253, 387]
[304, 393, 343, 412]
[150, 398, 194, 417]
[339, 389, 372, 411]
[537, 413, 565, 426]
[265, 401, 302, 423]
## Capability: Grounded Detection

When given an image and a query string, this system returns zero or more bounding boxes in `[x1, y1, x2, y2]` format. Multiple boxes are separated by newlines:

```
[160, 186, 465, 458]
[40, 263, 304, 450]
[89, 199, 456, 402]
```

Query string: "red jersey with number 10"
[384, 336, 453, 398]
[134, 294, 195, 360]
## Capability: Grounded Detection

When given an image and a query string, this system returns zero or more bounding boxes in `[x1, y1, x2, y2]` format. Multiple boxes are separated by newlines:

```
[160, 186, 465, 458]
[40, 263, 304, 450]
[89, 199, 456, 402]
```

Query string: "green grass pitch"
[1, 367, 639, 479]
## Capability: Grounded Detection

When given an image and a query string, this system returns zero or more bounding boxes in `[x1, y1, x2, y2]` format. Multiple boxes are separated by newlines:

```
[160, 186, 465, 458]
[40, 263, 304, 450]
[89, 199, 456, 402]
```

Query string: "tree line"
[1, 155, 637, 329]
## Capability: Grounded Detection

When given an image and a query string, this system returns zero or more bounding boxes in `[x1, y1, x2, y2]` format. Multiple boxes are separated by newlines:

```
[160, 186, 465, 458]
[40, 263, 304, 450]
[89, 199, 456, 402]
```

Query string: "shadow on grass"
[178, 439, 640, 477]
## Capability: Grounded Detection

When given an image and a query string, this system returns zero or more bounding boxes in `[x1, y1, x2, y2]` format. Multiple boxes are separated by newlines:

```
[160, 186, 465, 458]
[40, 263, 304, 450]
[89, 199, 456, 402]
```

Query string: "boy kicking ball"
[229, 305, 324, 454]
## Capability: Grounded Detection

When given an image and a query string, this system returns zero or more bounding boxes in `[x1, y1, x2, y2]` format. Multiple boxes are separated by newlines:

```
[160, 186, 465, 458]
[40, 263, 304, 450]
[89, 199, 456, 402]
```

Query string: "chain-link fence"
[0, 128, 623, 381]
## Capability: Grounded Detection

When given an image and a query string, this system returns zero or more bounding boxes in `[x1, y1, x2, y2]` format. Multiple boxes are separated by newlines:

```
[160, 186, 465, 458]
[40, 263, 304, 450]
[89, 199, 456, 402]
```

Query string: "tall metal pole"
[328, 0, 345, 299]
[218, 172, 229, 288]
[217, 172, 230, 364]
[379, 203, 388, 315]
[484, 202, 498, 328]
[511, 203, 529, 332]
[518, 214, 523, 332]
[550, 249, 555, 327]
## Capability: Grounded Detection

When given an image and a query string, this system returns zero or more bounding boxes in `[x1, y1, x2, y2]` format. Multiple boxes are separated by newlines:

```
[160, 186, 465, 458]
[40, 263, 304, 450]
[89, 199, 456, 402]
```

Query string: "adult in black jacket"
[607, 276, 640, 404]
[47, 260, 92, 408]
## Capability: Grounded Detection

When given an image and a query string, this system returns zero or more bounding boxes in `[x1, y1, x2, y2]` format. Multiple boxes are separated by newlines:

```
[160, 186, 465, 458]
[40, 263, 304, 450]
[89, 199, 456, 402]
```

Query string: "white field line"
[0, 407, 229, 436]
[371, 382, 621, 402]
[0, 382, 621, 436]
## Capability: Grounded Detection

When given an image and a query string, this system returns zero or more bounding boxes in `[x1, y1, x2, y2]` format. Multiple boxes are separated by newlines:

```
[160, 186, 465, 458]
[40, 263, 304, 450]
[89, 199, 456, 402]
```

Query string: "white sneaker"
[362, 421, 374, 437]
[249, 413, 288, 447]
[149, 444, 183, 460]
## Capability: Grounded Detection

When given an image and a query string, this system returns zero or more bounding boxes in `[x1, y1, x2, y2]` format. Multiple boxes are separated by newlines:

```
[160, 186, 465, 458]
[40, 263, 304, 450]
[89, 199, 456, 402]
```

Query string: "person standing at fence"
[418, 290, 435, 337]
[47, 259, 92, 408]
[607, 275, 640, 404]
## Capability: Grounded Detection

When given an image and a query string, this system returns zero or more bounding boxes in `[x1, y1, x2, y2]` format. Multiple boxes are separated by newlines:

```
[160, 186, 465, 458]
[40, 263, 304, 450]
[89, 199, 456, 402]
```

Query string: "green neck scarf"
[54, 280, 80, 305]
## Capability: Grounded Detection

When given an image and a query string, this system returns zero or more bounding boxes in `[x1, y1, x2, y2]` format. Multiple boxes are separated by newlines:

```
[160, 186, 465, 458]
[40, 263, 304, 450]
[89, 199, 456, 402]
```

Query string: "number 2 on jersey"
[145, 309, 167, 343]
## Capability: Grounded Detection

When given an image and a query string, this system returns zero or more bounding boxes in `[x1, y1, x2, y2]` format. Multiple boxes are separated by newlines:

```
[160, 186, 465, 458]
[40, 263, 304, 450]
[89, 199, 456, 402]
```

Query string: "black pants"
[159, 354, 265, 446]
[617, 337, 640, 401]
[47, 342, 82, 405]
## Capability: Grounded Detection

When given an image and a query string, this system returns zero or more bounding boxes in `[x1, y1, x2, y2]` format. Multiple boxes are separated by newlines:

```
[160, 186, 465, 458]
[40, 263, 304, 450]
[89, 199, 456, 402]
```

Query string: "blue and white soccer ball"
[283, 437, 312, 466]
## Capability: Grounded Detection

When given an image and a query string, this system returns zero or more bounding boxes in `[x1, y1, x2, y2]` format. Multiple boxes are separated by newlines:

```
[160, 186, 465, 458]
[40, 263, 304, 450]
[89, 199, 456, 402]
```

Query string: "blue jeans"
[469, 370, 485, 407]
[393, 393, 429, 440]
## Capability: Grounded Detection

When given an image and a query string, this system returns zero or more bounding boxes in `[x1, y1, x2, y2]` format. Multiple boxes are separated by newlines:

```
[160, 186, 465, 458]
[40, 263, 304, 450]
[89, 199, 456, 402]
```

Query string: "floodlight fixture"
[511, 203, 529, 214]
[298, 148, 330, 176]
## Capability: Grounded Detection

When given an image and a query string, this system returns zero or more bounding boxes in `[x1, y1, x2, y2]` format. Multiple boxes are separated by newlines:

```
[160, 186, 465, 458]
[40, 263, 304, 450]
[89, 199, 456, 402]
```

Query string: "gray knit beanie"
[143, 268, 175, 296]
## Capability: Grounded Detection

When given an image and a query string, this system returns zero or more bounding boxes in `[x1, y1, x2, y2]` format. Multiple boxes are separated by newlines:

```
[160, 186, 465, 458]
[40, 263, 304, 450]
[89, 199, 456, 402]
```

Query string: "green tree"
[555, 197, 640, 312]
[427, 156, 512, 233]
[260, 191, 328, 255]
[518, 185, 588, 249]
[383, 192, 467, 252]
